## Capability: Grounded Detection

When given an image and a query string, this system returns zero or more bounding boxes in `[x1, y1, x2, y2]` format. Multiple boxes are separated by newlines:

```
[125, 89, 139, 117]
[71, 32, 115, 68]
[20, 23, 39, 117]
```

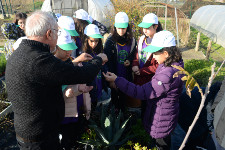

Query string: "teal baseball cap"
[57, 29, 78, 51]
[143, 30, 176, 53]
[114, 12, 129, 28]
[84, 24, 103, 39]
[138, 13, 158, 28]
[58, 16, 79, 37]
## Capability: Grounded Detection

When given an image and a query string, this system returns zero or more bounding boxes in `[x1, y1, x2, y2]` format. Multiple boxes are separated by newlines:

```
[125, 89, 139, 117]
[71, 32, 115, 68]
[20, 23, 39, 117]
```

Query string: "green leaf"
[89, 125, 110, 145]
[104, 117, 111, 128]
[114, 110, 122, 133]
[110, 115, 131, 146]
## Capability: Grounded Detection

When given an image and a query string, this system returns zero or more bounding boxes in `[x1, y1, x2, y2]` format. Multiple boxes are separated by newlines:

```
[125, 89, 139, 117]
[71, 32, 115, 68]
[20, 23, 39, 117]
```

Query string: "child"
[14, 12, 27, 37]
[83, 24, 109, 106]
[72, 9, 90, 57]
[104, 12, 136, 111]
[104, 30, 184, 150]
[55, 29, 92, 149]
[132, 13, 162, 117]
[1, 12, 27, 59]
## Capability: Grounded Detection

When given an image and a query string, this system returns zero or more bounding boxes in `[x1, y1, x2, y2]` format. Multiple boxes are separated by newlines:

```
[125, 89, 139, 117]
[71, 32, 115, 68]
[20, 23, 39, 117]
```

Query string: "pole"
[195, 32, 201, 51]
[206, 40, 212, 60]
[4, 0, 9, 15]
[175, 7, 179, 47]
[8, 0, 12, 14]
[190, 1, 192, 18]
[0, 0, 5, 17]
[33, 0, 35, 10]
[165, 5, 167, 30]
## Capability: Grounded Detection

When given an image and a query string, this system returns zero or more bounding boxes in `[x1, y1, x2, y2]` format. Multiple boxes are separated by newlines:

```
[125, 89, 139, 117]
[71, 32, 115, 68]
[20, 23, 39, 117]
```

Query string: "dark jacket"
[115, 60, 184, 138]
[104, 35, 136, 81]
[5, 39, 102, 141]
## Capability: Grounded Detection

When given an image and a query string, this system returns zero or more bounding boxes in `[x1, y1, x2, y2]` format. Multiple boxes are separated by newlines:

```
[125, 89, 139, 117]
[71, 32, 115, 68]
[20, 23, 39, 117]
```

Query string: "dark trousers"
[110, 88, 126, 112]
[60, 122, 81, 150]
[154, 134, 171, 150]
[17, 134, 61, 150]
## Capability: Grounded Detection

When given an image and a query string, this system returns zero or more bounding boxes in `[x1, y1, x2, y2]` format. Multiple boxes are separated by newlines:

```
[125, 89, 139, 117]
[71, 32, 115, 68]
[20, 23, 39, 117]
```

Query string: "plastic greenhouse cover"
[41, 0, 114, 28]
[190, 5, 225, 48]
[88, 0, 115, 28]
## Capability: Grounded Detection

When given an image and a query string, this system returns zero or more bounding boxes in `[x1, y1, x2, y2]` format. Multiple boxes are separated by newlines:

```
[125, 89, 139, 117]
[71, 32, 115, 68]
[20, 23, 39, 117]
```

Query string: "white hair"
[25, 11, 57, 38]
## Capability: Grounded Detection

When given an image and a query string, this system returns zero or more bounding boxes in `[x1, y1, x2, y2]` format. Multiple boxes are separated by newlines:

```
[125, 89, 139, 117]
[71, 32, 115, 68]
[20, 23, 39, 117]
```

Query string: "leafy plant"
[0, 80, 8, 102]
[184, 59, 225, 87]
[79, 106, 132, 150]
[119, 141, 157, 150]
[0, 54, 6, 76]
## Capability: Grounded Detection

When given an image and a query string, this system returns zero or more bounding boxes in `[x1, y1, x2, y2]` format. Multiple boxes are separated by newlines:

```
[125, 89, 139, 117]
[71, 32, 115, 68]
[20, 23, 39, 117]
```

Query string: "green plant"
[184, 59, 225, 87]
[79, 106, 132, 150]
[119, 141, 157, 150]
[0, 54, 6, 76]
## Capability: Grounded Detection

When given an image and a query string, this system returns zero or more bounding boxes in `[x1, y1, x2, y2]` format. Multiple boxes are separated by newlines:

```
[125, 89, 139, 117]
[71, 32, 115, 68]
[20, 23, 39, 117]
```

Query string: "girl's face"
[116, 28, 127, 36]
[55, 47, 72, 61]
[88, 37, 99, 50]
[153, 50, 168, 64]
[143, 25, 158, 38]
[18, 19, 26, 30]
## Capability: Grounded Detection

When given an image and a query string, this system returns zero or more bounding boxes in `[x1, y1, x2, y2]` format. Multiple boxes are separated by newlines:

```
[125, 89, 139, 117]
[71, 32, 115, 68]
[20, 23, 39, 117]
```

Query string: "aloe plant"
[79, 106, 132, 150]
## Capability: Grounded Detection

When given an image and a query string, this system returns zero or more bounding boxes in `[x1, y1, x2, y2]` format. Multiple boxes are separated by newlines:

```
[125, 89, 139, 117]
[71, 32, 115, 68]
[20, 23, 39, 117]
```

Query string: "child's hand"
[124, 60, 130, 66]
[78, 84, 93, 93]
[65, 88, 74, 98]
[109, 82, 117, 89]
[103, 72, 117, 82]
[132, 66, 140, 75]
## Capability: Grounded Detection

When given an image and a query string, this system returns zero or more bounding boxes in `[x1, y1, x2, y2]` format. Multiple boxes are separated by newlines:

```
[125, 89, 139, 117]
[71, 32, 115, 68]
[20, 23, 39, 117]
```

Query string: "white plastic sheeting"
[88, 0, 115, 27]
[41, 0, 115, 27]
[190, 5, 225, 48]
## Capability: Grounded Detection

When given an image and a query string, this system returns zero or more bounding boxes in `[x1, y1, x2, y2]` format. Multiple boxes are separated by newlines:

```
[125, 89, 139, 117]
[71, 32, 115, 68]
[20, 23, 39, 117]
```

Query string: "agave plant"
[79, 106, 132, 150]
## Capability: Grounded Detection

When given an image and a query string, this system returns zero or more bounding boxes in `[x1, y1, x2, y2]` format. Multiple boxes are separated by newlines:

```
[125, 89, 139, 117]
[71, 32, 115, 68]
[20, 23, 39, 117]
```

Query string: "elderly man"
[5, 11, 107, 150]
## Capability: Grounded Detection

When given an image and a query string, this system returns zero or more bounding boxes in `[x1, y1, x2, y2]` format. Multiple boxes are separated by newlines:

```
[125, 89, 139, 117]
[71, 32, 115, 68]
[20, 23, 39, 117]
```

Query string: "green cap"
[64, 28, 79, 37]
[114, 22, 128, 28]
[138, 22, 153, 28]
[58, 42, 78, 51]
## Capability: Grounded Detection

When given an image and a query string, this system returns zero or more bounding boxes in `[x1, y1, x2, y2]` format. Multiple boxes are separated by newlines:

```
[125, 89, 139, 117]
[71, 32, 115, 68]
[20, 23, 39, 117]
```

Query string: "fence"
[0, 0, 44, 18]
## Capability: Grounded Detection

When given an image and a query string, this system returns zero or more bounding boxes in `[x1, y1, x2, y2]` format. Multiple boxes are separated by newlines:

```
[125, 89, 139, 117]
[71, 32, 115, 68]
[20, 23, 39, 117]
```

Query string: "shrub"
[0, 54, 6, 76]
[184, 59, 225, 87]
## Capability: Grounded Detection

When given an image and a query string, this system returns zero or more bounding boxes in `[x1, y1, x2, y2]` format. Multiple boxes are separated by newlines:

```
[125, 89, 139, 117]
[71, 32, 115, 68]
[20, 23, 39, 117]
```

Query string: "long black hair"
[14, 12, 27, 25]
[153, 46, 182, 67]
[82, 35, 103, 55]
[110, 24, 133, 45]
[73, 18, 89, 41]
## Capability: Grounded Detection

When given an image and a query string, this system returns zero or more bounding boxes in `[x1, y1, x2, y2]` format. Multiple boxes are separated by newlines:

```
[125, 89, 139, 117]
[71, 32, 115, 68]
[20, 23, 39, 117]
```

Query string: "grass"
[188, 27, 225, 62]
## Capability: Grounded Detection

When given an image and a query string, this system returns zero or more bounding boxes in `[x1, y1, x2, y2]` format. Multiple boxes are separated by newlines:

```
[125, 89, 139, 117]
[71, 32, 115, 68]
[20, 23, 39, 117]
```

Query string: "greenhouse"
[190, 5, 225, 48]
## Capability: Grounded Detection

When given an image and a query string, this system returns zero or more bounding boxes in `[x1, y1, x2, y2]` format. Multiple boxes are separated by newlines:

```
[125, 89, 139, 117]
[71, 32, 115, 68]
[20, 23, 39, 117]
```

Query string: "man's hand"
[97, 53, 108, 65]
[78, 84, 93, 93]
[103, 72, 117, 82]
[132, 66, 140, 75]
[124, 60, 130, 67]
[73, 53, 93, 63]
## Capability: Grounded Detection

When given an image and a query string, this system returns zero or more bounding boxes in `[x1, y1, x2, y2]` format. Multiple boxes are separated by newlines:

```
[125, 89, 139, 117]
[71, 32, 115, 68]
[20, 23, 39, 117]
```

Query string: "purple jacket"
[115, 60, 184, 138]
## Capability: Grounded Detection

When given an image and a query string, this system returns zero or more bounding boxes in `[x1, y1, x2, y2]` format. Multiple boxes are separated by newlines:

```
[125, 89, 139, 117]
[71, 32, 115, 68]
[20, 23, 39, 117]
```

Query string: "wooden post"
[206, 40, 212, 60]
[165, 5, 167, 30]
[195, 32, 201, 51]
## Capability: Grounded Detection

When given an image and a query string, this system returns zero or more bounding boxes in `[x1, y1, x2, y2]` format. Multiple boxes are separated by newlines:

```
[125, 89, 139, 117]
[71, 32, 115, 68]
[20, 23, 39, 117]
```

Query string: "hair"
[110, 24, 133, 45]
[73, 18, 89, 41]
[155, 21, 163, 32]
[25, 11, 57, 38]
[14, 12, 27, 25]
[82, 35, 103, 54]
[153, 46, 182, 67]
